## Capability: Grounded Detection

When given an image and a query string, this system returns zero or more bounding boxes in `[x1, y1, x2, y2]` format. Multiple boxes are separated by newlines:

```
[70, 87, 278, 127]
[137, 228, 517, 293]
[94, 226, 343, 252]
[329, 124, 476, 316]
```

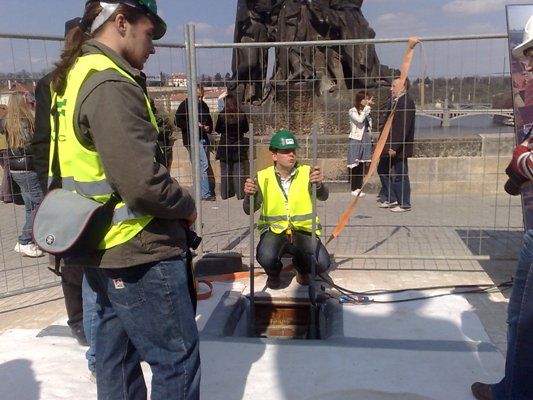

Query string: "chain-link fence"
[0, 30, 520, 298]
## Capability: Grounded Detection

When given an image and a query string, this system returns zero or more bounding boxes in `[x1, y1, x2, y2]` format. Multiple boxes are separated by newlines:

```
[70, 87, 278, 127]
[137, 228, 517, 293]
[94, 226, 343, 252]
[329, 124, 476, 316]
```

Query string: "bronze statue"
[229, 0, 389, 104]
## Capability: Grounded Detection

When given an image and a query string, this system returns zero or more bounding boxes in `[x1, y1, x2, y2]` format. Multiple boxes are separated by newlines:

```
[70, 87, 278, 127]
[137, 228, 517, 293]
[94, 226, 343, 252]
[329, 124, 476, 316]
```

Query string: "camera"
[504, 164, 529, 196]
[504, 125, 533, 196]
[185, 228, 202, 250]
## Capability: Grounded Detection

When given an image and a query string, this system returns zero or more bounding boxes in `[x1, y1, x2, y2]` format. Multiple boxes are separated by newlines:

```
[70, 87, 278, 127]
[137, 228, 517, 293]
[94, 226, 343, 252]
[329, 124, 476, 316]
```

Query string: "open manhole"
[203, 290, 343, 340]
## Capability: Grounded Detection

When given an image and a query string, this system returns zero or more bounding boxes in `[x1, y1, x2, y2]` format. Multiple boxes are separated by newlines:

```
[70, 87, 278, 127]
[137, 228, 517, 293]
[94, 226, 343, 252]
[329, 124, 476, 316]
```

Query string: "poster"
[506, 4, 533, 230]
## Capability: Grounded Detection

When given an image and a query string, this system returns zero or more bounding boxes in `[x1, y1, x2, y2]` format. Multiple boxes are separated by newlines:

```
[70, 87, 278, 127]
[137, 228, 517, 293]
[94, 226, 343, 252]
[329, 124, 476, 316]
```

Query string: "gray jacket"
[64, 40, 196, 269]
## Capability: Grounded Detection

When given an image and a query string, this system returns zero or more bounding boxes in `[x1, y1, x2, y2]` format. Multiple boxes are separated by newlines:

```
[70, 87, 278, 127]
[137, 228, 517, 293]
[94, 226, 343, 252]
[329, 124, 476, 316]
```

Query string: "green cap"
[86, 0, 167, 40]
[269, 130, 300, 151]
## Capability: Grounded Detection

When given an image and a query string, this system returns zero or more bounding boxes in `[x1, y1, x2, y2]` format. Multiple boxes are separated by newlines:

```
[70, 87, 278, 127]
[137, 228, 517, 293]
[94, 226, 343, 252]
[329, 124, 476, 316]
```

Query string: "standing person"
[175, 84, 216, 201]
[32, 17, 90, 350]
[377, 77, 415, 212]
[243, 130, 331, 289]
[347, 90, 373, 197]
[471, 24, 533, 400]
[0, 104, 14, 204]
[49, 1, 199, 398]
[215, 93, 249, 200]
[1, 92, 44, 258]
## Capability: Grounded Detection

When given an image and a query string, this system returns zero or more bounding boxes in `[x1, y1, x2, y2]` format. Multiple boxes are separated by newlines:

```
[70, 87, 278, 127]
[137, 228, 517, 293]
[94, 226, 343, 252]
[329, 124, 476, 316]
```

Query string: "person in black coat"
[377, 77, 415, 212]
[215, 94, 249, 199]
[31, 18, 90, 351]
[174, 85, 216, 200]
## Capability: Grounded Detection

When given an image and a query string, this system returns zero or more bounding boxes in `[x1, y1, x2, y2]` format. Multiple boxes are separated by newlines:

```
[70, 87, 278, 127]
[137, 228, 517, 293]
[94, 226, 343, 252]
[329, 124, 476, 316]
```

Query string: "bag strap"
[48, 94, 62, 191]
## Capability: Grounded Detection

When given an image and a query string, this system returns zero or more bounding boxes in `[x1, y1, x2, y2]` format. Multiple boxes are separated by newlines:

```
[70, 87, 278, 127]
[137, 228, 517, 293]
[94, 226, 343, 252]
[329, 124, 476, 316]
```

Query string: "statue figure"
[228, 0, 276, 105]
[229, 0, 390, 104]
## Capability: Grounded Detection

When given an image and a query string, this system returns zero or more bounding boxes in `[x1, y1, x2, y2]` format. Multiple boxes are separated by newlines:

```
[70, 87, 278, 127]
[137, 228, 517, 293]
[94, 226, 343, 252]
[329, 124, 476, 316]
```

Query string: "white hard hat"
[513, 14, 533, 57]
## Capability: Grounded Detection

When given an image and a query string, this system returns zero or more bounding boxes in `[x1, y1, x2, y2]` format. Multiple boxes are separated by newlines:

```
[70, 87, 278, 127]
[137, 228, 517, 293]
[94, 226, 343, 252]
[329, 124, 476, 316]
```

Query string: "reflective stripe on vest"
[257, 165, 321, 235]
[50, 53, 156, 249]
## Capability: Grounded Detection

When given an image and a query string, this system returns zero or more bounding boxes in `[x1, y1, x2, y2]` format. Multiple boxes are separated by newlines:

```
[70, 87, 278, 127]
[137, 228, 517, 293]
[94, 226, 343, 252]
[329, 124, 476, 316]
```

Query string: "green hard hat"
[86, 0, 167, 40]
[269, 130, 300, 151]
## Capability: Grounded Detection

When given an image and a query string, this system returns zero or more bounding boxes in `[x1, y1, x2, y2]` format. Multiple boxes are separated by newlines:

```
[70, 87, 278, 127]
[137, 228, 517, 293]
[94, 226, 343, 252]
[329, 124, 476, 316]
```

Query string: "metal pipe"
[185, 24, 203, 255]
[0, 32, 507, 48]
[308, 122, 319, 339]
[248, 124, 256, 337]
[194, 33, 508, 49]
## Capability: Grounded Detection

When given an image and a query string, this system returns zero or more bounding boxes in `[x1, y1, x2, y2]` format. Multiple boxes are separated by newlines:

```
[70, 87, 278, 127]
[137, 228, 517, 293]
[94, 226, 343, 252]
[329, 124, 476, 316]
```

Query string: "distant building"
[0, 80, 35, 106]
[169, 88, 227, 113]
[167, 73, 187, 87]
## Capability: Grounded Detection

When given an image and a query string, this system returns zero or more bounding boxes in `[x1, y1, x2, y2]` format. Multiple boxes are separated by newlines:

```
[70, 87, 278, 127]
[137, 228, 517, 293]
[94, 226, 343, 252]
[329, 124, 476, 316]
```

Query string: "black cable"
[318, 272, 513, 296]
[318, 273, 513, 304]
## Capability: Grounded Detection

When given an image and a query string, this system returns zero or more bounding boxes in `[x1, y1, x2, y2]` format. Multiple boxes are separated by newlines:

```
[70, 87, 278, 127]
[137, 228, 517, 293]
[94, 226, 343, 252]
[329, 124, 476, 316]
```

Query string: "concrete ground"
[0, 163, 522, 398]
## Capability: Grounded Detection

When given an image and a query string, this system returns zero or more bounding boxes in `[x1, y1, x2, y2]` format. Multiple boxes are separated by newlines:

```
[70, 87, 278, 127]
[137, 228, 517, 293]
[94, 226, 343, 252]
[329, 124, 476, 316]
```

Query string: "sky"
[1, 0, 533, 79]
[0, 0, 531, 40]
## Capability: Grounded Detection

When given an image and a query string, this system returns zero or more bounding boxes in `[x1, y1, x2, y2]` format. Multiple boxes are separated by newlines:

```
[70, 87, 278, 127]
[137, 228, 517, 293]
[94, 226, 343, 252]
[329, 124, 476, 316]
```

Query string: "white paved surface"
[0, 281, 504, 400]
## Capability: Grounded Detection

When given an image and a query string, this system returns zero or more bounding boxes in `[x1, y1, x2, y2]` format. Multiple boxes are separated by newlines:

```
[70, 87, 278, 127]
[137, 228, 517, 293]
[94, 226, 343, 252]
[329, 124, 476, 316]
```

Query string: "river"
[415, 114, 515, 137]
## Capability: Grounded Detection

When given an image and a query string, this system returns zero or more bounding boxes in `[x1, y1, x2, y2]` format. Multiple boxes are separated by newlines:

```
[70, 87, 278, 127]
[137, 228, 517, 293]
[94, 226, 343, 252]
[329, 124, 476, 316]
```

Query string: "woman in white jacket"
[347, 91, 374, 197]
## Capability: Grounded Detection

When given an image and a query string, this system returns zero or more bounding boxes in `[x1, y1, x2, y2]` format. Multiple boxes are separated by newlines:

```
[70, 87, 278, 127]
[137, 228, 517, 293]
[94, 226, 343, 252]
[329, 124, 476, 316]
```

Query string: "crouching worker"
[243, 129, 331, 289]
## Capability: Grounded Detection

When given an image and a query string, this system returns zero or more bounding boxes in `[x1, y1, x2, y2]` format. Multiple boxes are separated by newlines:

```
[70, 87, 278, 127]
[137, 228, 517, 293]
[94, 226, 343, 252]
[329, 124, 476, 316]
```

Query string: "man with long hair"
[49, 1, 199, 398]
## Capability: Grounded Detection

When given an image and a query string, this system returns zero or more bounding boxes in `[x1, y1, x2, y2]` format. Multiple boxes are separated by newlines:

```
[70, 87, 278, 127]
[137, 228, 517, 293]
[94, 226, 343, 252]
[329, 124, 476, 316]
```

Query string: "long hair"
[5, 92, 35, 149]
[355, 91, 366, 112]
[220, 94, 241, 125]
[51, 2, 145, 95]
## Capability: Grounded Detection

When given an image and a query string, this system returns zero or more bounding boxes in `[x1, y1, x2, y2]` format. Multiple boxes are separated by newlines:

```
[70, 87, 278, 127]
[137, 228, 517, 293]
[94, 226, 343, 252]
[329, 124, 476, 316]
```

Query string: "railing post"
[442, 97, 451, 128]
[185, 24, 203, 255]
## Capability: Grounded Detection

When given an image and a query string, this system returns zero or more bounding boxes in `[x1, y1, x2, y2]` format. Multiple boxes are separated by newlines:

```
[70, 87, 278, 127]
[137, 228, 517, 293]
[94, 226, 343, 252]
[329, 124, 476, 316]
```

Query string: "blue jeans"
[10, 171, 43, 244]
[82, 273, 98, 374]
[256, 230, 331, 277]
[377, 157, 411, 208]
[198, 139, 212, 199]
[84, 256, 200, 400]
[492, 229, 533, 400]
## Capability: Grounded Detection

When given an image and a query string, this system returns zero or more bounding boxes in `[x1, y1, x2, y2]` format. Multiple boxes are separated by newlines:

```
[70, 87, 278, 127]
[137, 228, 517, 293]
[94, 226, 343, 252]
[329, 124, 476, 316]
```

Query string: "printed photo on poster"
[506, 4, 533, 229]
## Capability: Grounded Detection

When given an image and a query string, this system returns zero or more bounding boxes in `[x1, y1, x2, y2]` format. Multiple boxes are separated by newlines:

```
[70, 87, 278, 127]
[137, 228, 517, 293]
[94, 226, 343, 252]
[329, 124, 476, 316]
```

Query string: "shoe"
[202, 195, 216, 201]
[266, 275, 282, 289]
[378, 201, 398, 208]
[295, 272, 311, 286]
[471, 382, 494, 400]
[70, 325, 89, 347]
[14, 242, 44, 258]
[390, 206, 411, 213]
[351, 189, 366, 198]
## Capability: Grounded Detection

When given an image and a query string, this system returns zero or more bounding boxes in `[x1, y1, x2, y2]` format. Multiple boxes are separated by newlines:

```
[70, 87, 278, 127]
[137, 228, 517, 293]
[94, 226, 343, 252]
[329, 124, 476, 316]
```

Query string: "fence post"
[185, 24, 203, 255]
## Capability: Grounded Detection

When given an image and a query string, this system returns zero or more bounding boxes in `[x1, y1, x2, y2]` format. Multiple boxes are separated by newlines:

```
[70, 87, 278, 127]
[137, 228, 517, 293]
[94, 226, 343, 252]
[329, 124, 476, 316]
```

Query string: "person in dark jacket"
[1, 92, 44, 258]
[377, 77, 415, 212]
[31, 17, 90, 352]
[174, 84, 216, 200]
[215, 94, 249, 199]
[49, 2, 199, 397]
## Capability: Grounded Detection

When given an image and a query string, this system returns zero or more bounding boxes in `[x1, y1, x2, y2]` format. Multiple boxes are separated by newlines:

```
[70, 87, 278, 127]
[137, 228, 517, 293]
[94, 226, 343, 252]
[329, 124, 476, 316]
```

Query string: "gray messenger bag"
[32, 102, 119, 274]
[32, 188, 118, 256]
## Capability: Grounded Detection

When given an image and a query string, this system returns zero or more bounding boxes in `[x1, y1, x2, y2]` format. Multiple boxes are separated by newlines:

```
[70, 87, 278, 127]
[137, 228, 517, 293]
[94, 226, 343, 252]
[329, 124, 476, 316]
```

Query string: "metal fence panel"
[0, 31, 521, 298]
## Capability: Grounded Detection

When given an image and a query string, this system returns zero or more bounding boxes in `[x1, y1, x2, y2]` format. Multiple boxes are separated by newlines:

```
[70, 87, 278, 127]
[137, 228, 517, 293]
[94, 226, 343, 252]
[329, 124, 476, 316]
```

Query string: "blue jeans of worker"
[256, 230, 331, 277]
[10, 171, 43, 244]
[492, 229, 533, 400]
[377, 157, 411, 208]
[82, 273, 98, 374]
[84, 256, 200, 400]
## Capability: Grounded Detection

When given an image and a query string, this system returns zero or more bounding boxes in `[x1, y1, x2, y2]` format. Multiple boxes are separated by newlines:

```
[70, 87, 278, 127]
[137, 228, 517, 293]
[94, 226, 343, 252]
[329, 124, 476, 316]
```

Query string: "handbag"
[32, 101, 120, 274]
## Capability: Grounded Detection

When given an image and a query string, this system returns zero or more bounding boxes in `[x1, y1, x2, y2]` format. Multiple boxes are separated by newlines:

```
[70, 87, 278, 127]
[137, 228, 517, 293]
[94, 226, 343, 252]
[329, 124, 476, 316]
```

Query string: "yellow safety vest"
[50, 53, 155, 249]
[257, 164, 321, 235]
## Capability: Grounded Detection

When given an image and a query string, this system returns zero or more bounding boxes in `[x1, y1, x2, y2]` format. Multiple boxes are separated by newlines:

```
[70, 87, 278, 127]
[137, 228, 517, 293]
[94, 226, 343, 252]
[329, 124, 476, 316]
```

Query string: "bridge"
[417, 107, 514, 127]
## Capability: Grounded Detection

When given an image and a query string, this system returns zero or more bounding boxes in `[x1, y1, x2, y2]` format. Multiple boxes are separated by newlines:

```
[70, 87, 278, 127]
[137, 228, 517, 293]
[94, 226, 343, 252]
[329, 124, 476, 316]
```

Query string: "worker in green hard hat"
[243, 129, 331, 289]
[48, 1, 199, 397]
